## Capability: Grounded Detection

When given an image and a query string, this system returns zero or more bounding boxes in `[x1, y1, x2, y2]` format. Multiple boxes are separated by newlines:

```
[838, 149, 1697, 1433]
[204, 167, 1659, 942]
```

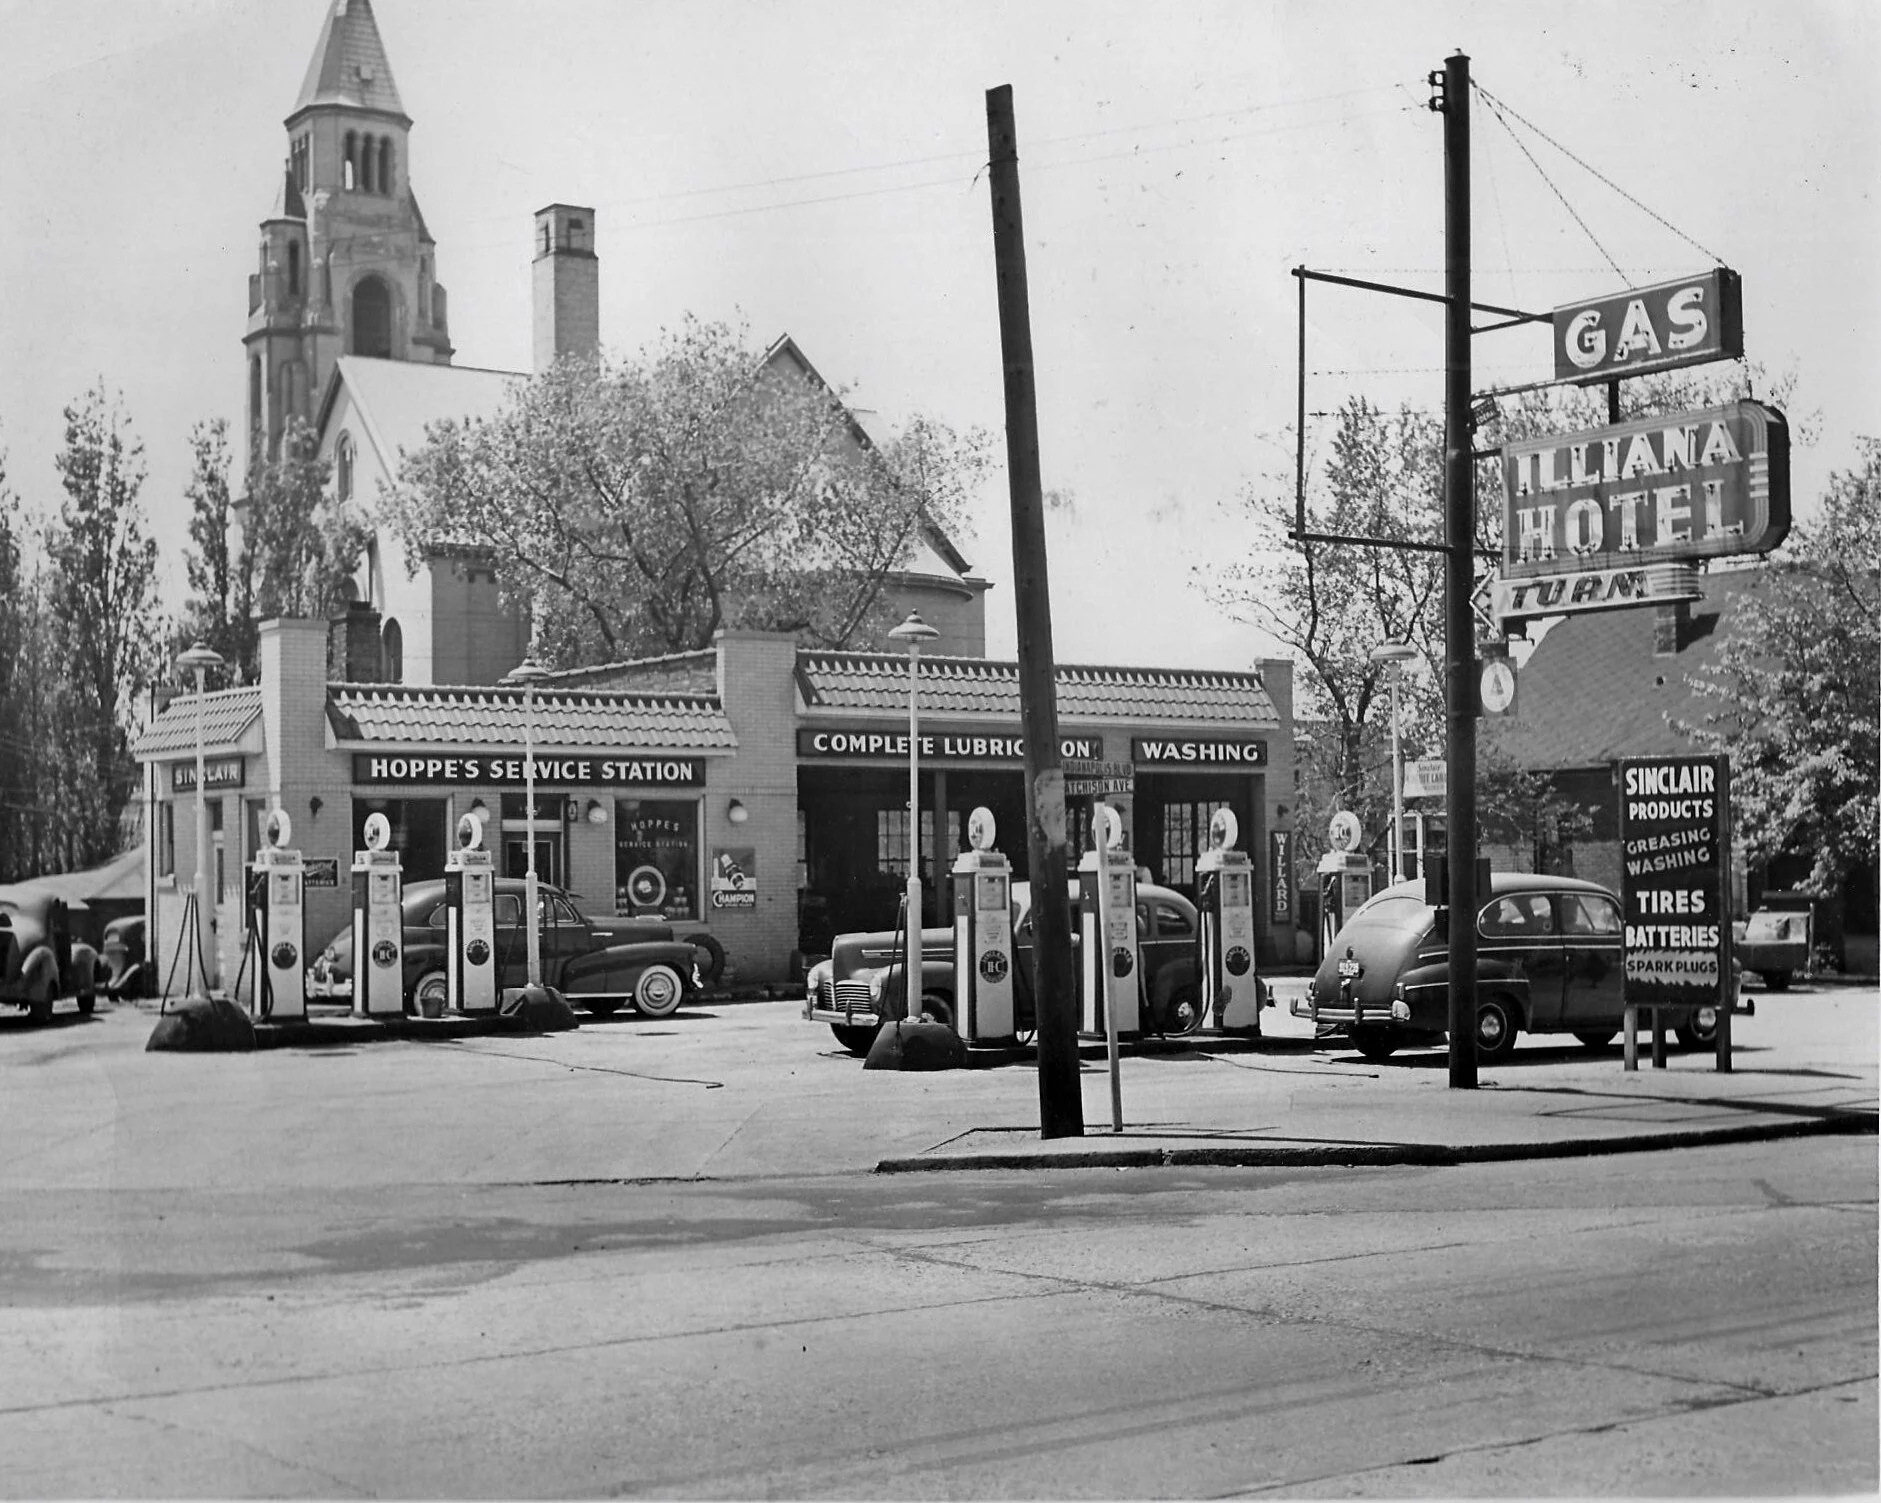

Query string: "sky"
[1, 0, 1875, 671]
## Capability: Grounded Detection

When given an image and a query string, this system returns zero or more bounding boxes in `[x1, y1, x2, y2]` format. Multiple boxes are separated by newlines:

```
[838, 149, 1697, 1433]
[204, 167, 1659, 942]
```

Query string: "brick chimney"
[532, 204, 599, 372]
[329, 600, 384, 682]
[1653, 600, 1689, 657]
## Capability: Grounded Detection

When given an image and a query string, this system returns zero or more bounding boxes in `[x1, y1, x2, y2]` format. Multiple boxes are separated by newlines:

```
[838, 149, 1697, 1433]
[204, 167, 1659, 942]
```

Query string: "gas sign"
[1553, 269, 1742, 384]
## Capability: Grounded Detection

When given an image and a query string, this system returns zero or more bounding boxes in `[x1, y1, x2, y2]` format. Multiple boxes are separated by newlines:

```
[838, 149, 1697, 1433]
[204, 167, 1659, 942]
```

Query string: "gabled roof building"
[132, 0, 1302, 995]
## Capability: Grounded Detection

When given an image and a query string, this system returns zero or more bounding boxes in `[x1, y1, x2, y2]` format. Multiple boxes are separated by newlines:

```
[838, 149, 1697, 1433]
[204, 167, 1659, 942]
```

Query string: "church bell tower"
[244, 0, 453, 466]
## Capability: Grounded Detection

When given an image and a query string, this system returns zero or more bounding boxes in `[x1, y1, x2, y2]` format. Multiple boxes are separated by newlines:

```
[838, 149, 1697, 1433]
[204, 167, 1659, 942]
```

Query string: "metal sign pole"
[1093, 798, 1122, 1133]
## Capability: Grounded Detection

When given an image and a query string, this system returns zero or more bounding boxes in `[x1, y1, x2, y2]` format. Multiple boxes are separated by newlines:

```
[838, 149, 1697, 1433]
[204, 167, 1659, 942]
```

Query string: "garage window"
[615, 798, 699, 919]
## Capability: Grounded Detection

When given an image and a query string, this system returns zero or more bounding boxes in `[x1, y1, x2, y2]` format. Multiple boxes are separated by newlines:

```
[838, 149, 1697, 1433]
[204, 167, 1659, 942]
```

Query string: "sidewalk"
[875, 978, 1879, 1173]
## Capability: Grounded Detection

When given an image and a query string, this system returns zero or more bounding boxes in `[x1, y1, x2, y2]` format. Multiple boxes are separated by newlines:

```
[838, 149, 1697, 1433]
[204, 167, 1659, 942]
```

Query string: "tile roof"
[328, 683, 737, 750]
[1493, 569, 1763, 768]
[797, 652, 1278, 726]
[131, 687, 263, 758]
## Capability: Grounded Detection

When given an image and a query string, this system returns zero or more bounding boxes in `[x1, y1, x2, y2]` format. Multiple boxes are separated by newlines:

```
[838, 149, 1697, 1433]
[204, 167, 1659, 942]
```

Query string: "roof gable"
[130, 686, 264, 758]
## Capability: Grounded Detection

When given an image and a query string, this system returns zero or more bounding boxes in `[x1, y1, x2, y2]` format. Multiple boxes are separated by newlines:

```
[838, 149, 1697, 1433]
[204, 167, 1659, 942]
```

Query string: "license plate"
[1337, 958, 1361, 979]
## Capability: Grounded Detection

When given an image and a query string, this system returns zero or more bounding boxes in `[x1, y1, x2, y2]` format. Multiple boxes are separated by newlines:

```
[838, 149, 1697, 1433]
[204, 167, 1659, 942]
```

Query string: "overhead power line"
[1472, 79, 1725, 268]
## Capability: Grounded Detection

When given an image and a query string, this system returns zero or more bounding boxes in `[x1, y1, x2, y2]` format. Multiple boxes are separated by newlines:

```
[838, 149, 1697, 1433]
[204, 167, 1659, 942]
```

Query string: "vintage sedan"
[804, 876, 1219, 1054]
[312, 878, 704, 1018]
[0, 890, 100, 1022]
[1293, 873, 1725, 1062]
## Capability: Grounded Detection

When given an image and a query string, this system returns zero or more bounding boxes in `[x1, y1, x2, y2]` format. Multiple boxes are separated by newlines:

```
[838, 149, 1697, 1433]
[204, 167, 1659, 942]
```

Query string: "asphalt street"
[0, 978, 1873, 1496]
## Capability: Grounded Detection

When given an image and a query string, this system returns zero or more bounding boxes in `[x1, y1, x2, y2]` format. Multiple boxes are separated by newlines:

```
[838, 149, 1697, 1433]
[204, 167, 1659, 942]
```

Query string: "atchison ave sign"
[1500, 400, 1789, 585]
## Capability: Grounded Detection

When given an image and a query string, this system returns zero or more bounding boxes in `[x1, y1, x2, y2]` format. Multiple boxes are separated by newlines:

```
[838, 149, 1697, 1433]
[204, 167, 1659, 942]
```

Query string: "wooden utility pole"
[1440, 51, 1480, 1088]
[986, 83, 1082, 1138]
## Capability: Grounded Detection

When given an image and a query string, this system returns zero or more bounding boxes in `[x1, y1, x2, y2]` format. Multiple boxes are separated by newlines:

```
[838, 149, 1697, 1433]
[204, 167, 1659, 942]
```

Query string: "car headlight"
[806, 959, 832, 991]
[866, 969, 887, 1003]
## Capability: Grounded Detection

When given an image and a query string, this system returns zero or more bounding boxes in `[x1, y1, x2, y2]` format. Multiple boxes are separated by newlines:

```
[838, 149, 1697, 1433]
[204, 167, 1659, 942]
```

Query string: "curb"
[874, 1111, 1877, 1173]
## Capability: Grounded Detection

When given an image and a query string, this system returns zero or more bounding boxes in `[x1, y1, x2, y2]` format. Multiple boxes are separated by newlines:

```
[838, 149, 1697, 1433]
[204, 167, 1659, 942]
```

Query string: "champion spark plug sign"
[1552, 269, 1742, 384]
[1619, 754, 1730, 1007]
[1500, 401, 1789, 581]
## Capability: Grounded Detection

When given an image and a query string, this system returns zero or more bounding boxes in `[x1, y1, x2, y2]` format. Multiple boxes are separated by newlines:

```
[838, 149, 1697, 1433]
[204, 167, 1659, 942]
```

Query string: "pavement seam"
[874, 1111, 1877, 1173]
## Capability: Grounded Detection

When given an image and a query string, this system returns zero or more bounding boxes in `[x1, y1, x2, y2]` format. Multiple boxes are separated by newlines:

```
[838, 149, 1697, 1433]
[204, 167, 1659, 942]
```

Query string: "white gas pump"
[247, 808, 305, 1020]
[446, 811, 497, 1014]
[1078, 804, 1140, 1037]
[1196, 807, 1260, 1032]
[1317, 809, 1376, 955]
[951, 806, 1015, 1043]
[351, 811, 404, 1017]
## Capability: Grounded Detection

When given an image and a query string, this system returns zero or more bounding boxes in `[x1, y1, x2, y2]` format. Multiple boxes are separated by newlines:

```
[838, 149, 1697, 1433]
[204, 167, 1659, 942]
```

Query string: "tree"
[387, 317, 984, 664]
[44, 385, 165, 866]
[1208, 397, 1455, 873]
[0, 439, 35, 880]
[178, 418, 250, 672]
[1674, 438, 1879, 899]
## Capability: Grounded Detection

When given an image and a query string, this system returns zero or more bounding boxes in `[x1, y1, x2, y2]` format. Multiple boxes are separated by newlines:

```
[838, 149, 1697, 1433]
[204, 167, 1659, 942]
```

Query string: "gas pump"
[351, 811, 404, 1017]
[1317, 809, 1375, 957]
[951, 806, 1014, 1043]
[1196, 807, 1260, 1032]
[245, 808, 305, 1020]
[1078, 804, 1140, 1037]
[446, 811, 498, 1014]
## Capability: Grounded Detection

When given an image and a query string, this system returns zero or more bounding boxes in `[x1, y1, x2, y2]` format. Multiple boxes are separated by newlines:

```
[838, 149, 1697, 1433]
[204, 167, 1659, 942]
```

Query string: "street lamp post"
[1371, 642, 1418, 885]
[504, 655, 552, 992]
[887, 611, 941, 1024]
[175, 641, 226, 1001]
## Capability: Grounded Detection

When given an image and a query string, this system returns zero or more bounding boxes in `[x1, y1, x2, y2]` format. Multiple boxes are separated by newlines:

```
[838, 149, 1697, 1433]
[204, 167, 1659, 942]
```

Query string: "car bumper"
[1290, 994, 1415, 1032]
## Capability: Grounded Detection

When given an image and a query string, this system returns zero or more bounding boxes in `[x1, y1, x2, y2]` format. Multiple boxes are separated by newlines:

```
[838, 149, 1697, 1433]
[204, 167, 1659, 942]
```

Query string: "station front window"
[352, 797, 449, 883]
[615, 798, 699, 919]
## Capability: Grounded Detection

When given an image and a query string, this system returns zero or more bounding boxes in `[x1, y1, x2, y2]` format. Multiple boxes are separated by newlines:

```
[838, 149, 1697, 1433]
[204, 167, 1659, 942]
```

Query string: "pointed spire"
[292, 0, 407, 122]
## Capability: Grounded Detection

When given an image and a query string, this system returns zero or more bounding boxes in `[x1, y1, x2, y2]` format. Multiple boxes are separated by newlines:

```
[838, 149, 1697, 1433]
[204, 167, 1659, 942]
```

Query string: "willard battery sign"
[1619, 754, 1731, 1005]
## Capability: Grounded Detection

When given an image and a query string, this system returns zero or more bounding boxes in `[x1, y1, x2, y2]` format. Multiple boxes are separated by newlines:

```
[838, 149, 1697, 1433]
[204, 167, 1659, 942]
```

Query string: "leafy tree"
[178, 418, 250, 672]
[387, 317, 985, 664]
[1674, 438, 1879, 898]
[0, 440, 35, 880]
[44, 385, 164, 865]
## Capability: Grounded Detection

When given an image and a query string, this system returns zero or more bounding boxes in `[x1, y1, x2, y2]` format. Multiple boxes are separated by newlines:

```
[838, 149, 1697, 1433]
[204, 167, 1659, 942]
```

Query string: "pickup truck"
[0, 890, 100, 1023]
[804, 876, 1222, 1053]
[312, 877, 709, 1018]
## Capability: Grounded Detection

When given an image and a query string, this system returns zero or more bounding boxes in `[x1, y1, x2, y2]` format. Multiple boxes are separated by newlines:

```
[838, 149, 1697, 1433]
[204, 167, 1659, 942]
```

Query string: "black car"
[1294, 873, 1725, 1062]
[312, 878, 709, 1018]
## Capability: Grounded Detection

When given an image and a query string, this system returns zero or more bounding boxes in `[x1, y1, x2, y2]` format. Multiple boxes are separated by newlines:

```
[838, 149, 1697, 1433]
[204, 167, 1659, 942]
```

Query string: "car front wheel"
[1475, 996, 1519, 1062]
[1760, 971, 1791, 991]
[1159, 985, 1206, 1037]
[1676, 1004, 1720, 1050]
[633, 963, 685, 1019]
[410, 970, 449, 1018]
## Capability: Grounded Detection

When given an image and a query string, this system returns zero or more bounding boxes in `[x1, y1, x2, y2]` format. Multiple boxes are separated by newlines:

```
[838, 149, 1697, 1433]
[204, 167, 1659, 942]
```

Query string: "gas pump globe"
[352, 811, 404, 1017]
[1317, 808, 1376, 956]
[951, 805, 1015, 1043]
[446, 811, 498, 1014]
[1078, 804, 1140, 1037]
[247, 807, 306, 1020]
[1196, 807, 1261, 1032]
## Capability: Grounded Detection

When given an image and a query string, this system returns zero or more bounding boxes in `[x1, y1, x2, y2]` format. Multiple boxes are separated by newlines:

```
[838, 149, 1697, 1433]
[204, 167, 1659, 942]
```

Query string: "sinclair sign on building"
[1492, 400, 1790, 623]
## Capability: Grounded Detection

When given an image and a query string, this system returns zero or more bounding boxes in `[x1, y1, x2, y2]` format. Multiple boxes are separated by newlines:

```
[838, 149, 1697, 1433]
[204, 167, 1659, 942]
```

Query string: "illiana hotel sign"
[1493, 400, 1789, 624]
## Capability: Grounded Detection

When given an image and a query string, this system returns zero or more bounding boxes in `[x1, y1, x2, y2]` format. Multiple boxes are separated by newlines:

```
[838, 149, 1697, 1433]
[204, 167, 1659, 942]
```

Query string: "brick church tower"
[244, 0, 453, 466]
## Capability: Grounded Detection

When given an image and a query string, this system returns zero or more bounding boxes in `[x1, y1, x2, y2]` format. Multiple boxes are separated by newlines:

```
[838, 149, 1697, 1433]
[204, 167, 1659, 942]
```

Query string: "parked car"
[804, 875, 1219, 1054]
[0, 891, 100, 1022]
[1293, 873, 1726, 1062]
[311, 878, 707, 1018]
[1735, 899, 1813, 990]
[101, 914, 152, 999]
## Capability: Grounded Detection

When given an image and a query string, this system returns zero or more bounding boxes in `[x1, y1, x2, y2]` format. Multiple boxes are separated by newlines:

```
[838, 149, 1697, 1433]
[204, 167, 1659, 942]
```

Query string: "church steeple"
[244, 0, 451, 467]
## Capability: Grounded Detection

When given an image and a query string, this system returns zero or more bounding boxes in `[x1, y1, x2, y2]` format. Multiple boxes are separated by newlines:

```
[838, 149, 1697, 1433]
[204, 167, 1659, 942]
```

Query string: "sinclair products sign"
[1494, 400, 1789, 622]
[1619, 754, 1731, 1007]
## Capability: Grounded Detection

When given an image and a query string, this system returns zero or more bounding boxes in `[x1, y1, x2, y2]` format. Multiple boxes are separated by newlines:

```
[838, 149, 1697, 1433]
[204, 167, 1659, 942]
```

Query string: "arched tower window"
[362, 134, 377, 193]
[248, 356, 262, 435]
[335, 434, 355, 502]
[351, 275, 393, 358]
[342, 131, 357, 191]
[381, 619, 403, 684]
[287, 241, 301, 297]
